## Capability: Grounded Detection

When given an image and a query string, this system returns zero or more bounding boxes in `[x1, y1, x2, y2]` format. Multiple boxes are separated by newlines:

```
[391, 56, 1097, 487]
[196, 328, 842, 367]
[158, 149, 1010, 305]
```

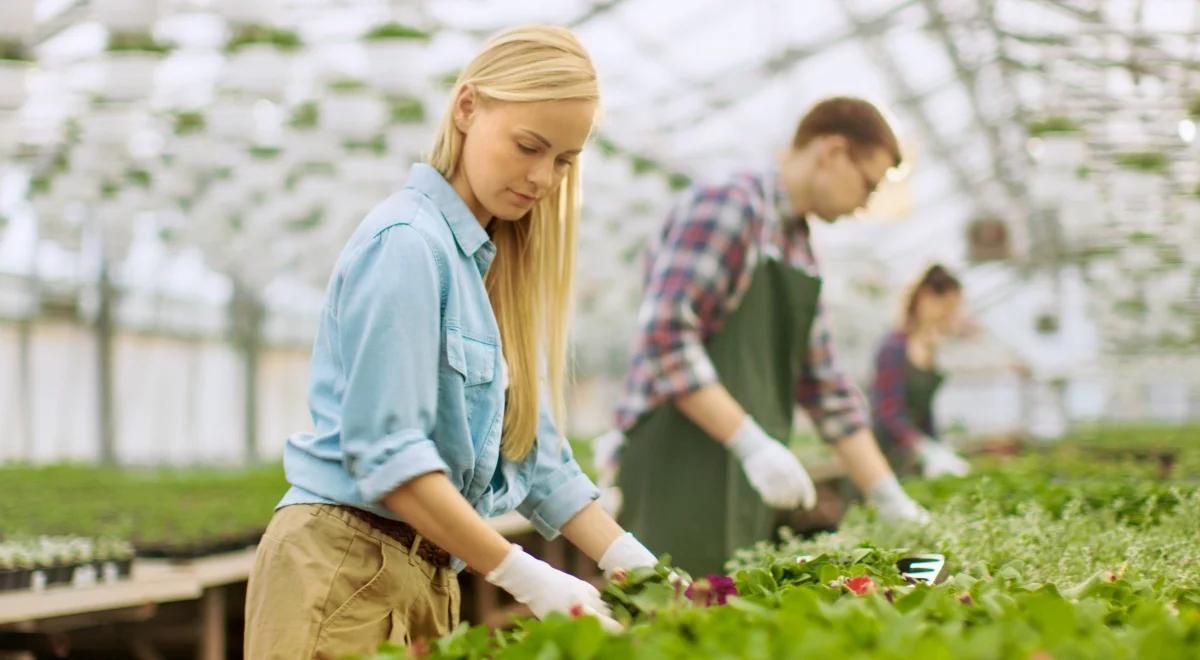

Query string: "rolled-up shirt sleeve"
[517, 391, 600, 539]
[335, 225, 451, 505]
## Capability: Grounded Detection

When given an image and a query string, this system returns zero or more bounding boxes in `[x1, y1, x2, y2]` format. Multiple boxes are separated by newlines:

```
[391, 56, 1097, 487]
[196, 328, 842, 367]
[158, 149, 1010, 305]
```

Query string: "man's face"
[809, 140, 893, 222]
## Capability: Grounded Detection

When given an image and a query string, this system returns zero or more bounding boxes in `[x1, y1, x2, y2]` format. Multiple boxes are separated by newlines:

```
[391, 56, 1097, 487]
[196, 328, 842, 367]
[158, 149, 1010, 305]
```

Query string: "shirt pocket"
[445, 326, 497, 386]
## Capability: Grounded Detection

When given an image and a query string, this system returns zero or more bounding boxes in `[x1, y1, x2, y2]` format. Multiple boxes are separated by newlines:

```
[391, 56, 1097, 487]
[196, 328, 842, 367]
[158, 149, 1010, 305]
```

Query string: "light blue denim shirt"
[279, 164, 599, 567]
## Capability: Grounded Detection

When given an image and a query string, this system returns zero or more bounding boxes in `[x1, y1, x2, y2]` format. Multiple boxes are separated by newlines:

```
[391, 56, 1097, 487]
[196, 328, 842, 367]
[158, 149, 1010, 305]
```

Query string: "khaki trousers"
[244, 504, 460, 659]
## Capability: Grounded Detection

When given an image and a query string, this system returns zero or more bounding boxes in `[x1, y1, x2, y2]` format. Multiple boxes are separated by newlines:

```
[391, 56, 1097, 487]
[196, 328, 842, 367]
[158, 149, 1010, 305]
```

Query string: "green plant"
[1186, 96, 1200, 120]
[1034, 312, 1059, 335]
[125, 169, 151, 188]
[225, 25, 303, 54]
[1113, 299, 1148, 317]
[1028, 116, 1082, 137]
[363, 23, 431, 42]
[29, 176, 52, 196]
[631, 155, 656, 175]
[173, 111, 205, 135]
[107, 31, 173, 54]
[388, 96, 425, 124]
[435, 70, 460, 90]
[248, 145, 281, 159]
[327, 78, 368, 94]
[668, 173, 692, 191]
[285, 209, 323, 232]
[344, 135, 387, 155]
[0, 39, 32, 62]
[288, 101, 319, 129]
[355, 428, 1200, 659]
[1114, 151, 1168, 174]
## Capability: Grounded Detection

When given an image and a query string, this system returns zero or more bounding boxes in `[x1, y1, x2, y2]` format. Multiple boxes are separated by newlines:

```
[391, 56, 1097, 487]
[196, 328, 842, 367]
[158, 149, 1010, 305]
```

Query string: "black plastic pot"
[0, 568, 33, 592]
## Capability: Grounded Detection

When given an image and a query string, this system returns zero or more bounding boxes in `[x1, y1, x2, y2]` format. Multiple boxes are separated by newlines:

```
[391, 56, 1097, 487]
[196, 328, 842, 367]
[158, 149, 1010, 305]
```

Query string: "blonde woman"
[245, 26, 656, 658]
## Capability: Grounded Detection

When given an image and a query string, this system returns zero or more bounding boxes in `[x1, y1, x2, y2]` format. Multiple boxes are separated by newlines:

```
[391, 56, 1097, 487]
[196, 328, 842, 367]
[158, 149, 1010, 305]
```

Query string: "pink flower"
[684, 574, 738, 606]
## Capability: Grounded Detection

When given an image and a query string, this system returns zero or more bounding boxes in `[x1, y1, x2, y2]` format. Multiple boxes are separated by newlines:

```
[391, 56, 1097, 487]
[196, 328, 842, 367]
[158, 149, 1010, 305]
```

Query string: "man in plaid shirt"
[604, 98, 928, 573]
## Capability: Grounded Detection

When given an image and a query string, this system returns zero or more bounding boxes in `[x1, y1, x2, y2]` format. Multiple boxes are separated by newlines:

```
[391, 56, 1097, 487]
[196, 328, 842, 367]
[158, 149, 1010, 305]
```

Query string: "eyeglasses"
[848, 155, 881, 199]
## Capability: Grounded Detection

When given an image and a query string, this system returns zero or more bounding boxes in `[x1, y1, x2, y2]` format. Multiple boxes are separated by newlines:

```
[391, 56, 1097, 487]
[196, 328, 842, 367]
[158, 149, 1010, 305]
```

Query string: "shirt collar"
[765, 167, 809, 236]
[405, 163, 491, 258]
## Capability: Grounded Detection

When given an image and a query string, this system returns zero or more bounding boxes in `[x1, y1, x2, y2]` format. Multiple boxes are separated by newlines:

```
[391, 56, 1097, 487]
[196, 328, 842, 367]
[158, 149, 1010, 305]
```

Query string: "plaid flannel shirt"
[870, 330, 934, 448]
[614, 169, 868, 443]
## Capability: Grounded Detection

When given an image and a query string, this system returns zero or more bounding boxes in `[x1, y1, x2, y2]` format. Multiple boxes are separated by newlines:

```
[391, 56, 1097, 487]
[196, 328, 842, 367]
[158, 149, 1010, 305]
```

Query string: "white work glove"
[597, 533, 657, 578]
[486, 545, 621, 632]
[867, 475, 931, 524]
[726, 416, 818, 510]
[917, 440, 970, 479]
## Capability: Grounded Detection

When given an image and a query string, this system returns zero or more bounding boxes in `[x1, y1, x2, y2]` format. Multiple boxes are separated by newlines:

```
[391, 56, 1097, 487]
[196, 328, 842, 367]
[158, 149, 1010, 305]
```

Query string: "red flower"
[845, 576, 876, 596]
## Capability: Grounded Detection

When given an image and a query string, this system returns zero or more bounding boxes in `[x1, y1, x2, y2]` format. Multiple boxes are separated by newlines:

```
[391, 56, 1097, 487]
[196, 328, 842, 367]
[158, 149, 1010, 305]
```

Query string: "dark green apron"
[617, 257, 821, 576]
[874, 359, 944, 476]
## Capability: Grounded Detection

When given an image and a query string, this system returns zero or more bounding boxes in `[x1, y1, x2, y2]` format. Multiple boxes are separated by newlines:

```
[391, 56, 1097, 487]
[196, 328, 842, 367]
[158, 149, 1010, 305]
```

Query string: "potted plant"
[95, 537, 135, 583]
[281, 100, 339, 163]
[165, 109, 214, 169]
[79, 100, 151, 154]
[361, 23, 432, 94]
[207, 92, 261, 141]
[101, 31, 172, 102]
[319, 78, 386, 140]
[1110, 151, 1168, 226]
[0, 39, 33, 108]
[222, 24, 302, 99]
[0, 546, 19, 592]
[1028, 116, 1086, 173]
[213, 0, 281, 27]
[93, 0, 159, 31]
[383, 95, 426, 158]
[0, 1, 37, 39]
[341, 143, 401, 189]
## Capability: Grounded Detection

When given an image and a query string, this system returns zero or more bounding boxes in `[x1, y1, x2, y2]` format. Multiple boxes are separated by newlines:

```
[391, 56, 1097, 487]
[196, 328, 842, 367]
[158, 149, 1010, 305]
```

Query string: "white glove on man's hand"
[867, 475, 931, 524]
[597, 533, 657, 578]
[486, 545, 621, 632]
[917, 440, 970, 479]
[726, 416, 818, 510]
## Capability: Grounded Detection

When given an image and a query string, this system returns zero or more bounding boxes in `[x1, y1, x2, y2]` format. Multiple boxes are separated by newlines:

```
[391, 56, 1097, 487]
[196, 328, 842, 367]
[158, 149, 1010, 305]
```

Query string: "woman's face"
[916, 289, 963, 334]
[452, 87, 597, 224]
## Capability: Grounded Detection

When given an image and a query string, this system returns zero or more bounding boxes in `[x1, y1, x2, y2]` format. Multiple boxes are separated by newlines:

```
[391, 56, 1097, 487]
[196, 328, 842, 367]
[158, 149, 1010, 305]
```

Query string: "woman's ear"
[453, 85, 477, 133]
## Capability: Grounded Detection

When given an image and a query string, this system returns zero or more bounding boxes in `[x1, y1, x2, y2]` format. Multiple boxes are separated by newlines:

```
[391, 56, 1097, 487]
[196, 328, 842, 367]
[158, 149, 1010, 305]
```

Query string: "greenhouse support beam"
[838, 2, 984, 204]
[921, 0, 1029, 205]
[637, 0, 921, 122]
[96, 263, 116, 465]
[230, 283, 265, 464]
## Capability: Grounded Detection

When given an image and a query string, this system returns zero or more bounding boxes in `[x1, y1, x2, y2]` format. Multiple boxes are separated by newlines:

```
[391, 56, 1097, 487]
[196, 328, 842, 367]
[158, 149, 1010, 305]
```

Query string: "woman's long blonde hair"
[428, 26, 597, 462]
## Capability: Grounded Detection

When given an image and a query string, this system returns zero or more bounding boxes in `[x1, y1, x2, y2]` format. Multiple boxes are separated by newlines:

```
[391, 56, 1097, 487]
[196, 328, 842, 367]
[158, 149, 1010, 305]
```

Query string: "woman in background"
[871, 264, 971, 478]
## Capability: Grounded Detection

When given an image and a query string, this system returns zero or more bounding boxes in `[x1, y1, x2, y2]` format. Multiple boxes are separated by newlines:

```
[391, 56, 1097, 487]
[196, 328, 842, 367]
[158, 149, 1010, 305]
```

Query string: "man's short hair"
[792, 96, 902, 167]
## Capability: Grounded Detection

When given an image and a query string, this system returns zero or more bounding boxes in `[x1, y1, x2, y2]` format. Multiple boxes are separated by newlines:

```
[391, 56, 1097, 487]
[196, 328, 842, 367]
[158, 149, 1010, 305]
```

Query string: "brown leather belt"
[345, 507, 452, 569]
